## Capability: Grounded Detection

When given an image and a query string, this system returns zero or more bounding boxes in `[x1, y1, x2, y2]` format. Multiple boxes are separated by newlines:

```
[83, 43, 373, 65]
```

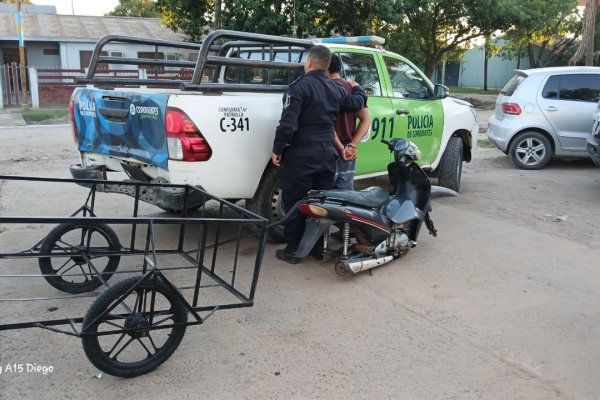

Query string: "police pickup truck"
[69, 30, 477, 241]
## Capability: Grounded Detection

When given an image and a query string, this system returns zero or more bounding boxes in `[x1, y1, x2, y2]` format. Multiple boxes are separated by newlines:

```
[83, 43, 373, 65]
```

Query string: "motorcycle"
[291, 138, 458, 275]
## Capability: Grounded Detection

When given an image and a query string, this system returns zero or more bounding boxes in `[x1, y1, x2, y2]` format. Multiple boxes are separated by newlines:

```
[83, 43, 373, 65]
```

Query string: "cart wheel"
[39, 222, 121, 294]
[82, 276, 188, 378]
[335, 261, 350, 276]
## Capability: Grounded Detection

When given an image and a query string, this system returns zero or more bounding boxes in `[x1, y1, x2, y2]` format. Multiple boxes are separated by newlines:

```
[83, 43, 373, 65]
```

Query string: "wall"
[39, 83, 76, 108]
[459, 43, 531, 89]
[24, 42, 61, 68]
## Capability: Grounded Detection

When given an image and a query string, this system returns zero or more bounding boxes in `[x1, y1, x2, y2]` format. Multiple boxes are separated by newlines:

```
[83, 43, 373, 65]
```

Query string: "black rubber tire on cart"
[39, 222, 121, 294]
[81, 276, 188, 378]
[437, 136, 463, 192]
[508, 131, 552, 170]
[246, 166, 287, 243]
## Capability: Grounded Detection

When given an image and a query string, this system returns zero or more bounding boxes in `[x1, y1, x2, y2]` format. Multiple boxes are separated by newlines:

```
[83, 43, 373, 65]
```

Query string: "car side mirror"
[433, 84, 449, 99]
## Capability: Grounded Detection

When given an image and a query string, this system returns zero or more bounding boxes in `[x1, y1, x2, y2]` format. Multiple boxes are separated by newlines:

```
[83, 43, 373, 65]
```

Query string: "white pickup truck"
[69, 30, 477, 241]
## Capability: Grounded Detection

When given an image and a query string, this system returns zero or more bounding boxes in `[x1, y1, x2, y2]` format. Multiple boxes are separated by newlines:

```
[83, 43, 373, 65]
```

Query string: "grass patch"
[21, 108, 68, 124]
[477, 138, 497, 148]
[449, 87, 500, 95]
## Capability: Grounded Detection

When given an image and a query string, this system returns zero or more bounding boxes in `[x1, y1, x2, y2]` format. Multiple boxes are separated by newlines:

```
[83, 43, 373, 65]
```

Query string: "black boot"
[275, 242, 300, 264]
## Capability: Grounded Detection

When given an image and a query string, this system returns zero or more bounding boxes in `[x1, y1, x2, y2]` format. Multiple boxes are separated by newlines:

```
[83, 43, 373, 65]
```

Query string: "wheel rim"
[87, 283, 185, 370]
[515, 137, 546, 166]
[269, 183, 285, 221]
[47, 227, 115, 286]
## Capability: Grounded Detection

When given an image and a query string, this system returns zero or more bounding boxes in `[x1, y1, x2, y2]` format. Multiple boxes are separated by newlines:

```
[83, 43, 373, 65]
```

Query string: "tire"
[39, 223, 121, 294]
[81, 276, 188, 378]
[438, 136, 463, 192]
[246, 166, 286, 243]
[508, 131, 552, 170]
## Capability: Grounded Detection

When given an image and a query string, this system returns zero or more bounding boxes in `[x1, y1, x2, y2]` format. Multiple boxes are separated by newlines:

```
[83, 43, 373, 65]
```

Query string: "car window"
[224, 49, 305, 85]
[383, 56, 431, 99]
[501, 72, 527, 96]
[337, 52, 382, 96]
[542, 74, 600, 102]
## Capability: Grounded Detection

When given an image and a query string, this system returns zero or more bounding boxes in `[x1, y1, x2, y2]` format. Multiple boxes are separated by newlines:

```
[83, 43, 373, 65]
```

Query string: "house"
[0, 3, 189, 108]
[0, 3, 186, 70]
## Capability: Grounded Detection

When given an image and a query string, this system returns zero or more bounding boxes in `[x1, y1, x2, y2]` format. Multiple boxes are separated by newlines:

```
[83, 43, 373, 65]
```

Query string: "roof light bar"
[313, 36, 385, 46]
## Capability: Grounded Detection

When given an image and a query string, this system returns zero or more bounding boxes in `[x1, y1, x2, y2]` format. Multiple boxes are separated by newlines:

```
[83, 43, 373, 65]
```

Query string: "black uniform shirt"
[272, 70, 367, 155]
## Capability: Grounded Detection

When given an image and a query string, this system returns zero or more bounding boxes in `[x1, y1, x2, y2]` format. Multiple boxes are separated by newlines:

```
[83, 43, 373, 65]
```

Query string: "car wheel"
[246, 166, 286, 243]
[437, 137, 463, 192]
[508, 131, 552, 170]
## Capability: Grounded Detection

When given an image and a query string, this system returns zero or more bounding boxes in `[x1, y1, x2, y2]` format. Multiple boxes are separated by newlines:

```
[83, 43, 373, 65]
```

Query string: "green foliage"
[499, 0, 579, 67]
[106, 0, 161, 17]
[383, 0, 518, 77]
[156, 0, 213, 41]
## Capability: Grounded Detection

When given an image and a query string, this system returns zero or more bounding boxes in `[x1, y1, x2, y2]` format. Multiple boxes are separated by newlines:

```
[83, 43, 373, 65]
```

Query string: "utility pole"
[214, 0, 222, 30]
[17, 0, 29, 107]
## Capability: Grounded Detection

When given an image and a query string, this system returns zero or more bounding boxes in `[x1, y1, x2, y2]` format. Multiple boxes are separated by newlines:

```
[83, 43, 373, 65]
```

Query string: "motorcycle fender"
[295, 218, 336, 258]
[385, 196, 425, 224]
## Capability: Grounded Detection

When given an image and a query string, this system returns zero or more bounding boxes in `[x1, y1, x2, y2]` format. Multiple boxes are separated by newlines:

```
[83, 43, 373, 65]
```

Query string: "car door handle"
[544, 106, 558, 112]
[396, 109, 410, 116]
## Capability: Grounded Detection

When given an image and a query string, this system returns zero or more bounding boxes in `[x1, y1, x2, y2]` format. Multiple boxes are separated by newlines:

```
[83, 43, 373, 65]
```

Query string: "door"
[381, 55, 444, 166]
[334, 51, 395, 175]
[538, 73, 600, 153]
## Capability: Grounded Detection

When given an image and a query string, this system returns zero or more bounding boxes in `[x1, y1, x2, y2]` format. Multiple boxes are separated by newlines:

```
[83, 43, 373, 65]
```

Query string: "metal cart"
[0, 175, 267, 378]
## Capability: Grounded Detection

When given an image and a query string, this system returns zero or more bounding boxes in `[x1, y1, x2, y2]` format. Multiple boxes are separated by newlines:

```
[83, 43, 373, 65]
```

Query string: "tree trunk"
[585, 0, 596, 65]
[424, 58, 436, 79]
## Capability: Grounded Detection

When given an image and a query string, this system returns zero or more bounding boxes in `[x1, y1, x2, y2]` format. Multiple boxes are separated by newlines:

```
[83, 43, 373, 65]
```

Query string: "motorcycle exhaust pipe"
[337, 255, 394, 275]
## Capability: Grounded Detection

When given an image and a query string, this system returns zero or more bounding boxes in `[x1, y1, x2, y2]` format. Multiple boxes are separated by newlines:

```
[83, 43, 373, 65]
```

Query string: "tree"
[106, 0, 161, 18]
[386, 0, 517, 78]
[501, 0, 579, 68]
[156, 0, 213, 41]
[571, 0, 596, 65]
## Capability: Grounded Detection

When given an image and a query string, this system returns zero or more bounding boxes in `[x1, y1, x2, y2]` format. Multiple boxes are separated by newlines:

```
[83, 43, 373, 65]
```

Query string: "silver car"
[487, 66, 600, 169]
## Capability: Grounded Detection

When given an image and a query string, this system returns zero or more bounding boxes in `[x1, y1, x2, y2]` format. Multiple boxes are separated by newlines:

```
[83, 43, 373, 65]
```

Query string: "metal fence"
[1, 63, 30, 107]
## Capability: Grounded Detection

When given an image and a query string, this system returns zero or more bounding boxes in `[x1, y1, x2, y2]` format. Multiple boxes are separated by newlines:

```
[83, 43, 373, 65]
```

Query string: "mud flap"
[294, 218, 335, 258]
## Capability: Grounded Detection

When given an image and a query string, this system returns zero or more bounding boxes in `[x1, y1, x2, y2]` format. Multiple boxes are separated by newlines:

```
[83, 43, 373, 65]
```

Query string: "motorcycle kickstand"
[425, 212, 437, 237]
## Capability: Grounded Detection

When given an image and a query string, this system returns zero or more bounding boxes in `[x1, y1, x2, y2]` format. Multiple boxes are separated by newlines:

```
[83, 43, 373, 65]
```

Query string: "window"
[383, 57, 431, 99]
[501, 72, 527, 96]
[80, 50, 107, 71]
[43, 48, 59, 56]
[109, 51, 123, 58]
[542, 74, 600, 102]
[337, 53, 381, 96]
[224, 49, 306, 85]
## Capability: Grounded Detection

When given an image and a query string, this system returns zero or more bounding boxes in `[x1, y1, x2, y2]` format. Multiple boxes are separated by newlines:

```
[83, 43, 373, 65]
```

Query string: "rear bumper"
[587, 136, 600, 168]
[486, 116, 513, 153]
[70, 164, 206, 210]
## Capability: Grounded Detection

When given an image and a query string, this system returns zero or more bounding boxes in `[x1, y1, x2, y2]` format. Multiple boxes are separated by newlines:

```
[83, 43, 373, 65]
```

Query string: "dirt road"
[1, 123, 599, 399]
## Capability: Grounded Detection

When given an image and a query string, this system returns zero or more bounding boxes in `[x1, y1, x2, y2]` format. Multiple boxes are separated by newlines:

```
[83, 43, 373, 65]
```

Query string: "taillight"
[502, 102, 522, 115]
[166, 108, 212, 161]
[298, 204, 329, 218]
[69, 96, 78, 143]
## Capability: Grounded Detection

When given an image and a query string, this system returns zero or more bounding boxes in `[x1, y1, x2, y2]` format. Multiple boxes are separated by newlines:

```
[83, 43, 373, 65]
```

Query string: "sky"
[32, 0, 119, 16]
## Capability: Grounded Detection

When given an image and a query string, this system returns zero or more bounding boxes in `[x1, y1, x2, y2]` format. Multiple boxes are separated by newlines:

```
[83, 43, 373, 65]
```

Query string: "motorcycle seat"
[307, 186, 389, 208]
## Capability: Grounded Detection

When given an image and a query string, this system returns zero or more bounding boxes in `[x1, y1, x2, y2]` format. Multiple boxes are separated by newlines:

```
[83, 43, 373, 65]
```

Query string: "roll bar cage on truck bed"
[75, 29, 385, 91]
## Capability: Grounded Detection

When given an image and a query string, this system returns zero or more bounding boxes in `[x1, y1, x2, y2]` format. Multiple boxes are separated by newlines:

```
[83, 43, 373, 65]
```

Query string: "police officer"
[271, 45, 367, 264]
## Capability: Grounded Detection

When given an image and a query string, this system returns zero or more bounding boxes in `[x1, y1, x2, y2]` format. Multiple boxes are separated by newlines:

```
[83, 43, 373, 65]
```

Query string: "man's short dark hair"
[308, 45, 332, 70]
[328, 53, 342, 74]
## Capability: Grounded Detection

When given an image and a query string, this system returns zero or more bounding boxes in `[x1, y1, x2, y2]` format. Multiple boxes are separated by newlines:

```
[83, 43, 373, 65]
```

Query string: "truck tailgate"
[73, 88, 170, 170]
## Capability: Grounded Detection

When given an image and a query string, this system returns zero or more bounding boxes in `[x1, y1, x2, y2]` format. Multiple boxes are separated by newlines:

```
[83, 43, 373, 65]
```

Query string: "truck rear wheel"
[437, 136, 463, 192]
[246, 166, 286, 243]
